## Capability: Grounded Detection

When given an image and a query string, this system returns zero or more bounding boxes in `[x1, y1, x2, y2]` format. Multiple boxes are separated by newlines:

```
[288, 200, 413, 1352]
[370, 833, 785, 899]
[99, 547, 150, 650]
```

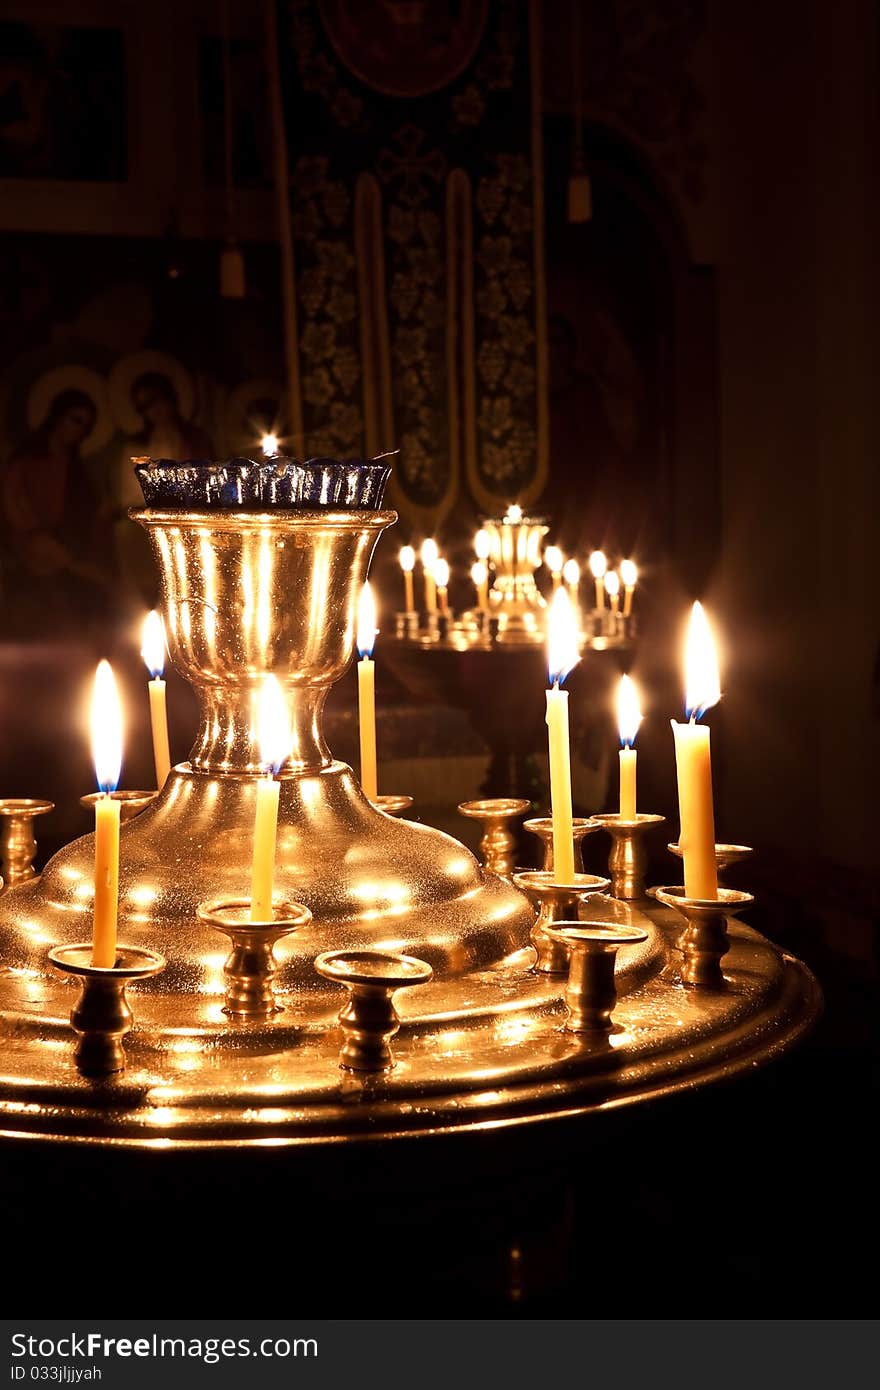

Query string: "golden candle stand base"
[0, 798, 54, 891]
[512, 870, 613, 972]
[523, 816, 598, 873]
[315, 949, 433, 1071]
[47, 943, 166, 1076]
[196, 896, 312, 1018]
[370, 794, 414, 818]
[80, 790, 157, 823]
[653, 886, 755, 990]
[667, 841, 754, 883]
[591, 813, 666, 900]
[458, 798, 532, 878]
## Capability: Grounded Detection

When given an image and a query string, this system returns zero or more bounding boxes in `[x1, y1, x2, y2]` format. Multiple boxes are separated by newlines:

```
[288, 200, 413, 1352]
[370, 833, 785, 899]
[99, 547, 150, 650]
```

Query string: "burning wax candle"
[474, 529, 490, 563]
[544, 545, 564, 591]
[434, 558, 450, 615]
[604, 570, 620, 615]
[545, 589, 581, 883]
[90, 660, 123, 968]
[400, 545, 416, 612]
[617, 674, 642, 820]
[563, 558, 580, 605]
[505, 503, 524, 524]
[589, 551, 607, 610]
[357, 582, 379, 800]
[421, 538, 438, 614]
[672, 602, 720, 900]
[471, 561, 489, 611]
[250, 675, 290, 921]
[261, 433, 279, 457]
[620, 558, 638, 618]
[140, 610, 171, 789]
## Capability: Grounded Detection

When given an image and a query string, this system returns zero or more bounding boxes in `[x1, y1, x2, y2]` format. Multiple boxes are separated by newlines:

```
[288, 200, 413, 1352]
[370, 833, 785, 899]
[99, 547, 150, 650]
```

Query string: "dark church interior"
[0, 0, 876, 1320]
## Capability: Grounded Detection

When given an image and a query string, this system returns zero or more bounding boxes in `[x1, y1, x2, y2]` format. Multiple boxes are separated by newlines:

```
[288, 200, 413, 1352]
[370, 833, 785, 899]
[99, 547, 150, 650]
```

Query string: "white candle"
[399, 545, 415, 612]
[589, 551, 607, 610]
[617, 674, 642, 820]
[672, 602, 721, 900]
[620, 558, 638, 618]
[604, 569, 620, 616]
[434, 557, 450, 615]
[562, 558, 580, 605]
[140, 610, 171, 788]
[544, 545, 564, 591]
[546, 589, 581, 883]
[357, 581, 378, 800]
[90, 660, 123, 968]
[250, 675, 290, 921]
[421, 538, 438, 614]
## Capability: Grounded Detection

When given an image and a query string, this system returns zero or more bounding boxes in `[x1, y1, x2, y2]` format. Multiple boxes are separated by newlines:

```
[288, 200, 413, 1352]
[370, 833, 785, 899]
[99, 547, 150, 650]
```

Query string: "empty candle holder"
[80, 790, 157, 824]
[370, 794, 414, 818]
[544, 920, 649, 1034]
[0, 798, 54, 891]
[196, 896, 312, 1018]
[591, 813, 666, 900]
[458, 798, 532, 879]
[653, 886, 755, 990]
[314, 949, 433, 1072]
[512, 869, 612, 973]
[523, 816, 598, 873]
[47, 943, 166, 1076]
[667, 841, 753, 885]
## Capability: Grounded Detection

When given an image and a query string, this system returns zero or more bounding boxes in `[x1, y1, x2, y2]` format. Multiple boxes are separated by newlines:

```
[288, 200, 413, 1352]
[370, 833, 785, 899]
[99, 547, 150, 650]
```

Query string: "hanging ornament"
[567, 0, 592, 224]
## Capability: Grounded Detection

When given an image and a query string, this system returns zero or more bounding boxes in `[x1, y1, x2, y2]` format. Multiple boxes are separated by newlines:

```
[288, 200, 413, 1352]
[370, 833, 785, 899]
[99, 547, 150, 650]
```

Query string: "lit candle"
[357, 582, 379, 800]
[620, 558, 638, 618]
[604, 569, 620, 615]
[672, 602, 720, 900]
[545, 589, 581, 883]
[505, 503, 524, 524]
[475, 529, 490, 563]
[250, 675, 290, 921]
[562, 558, 580, 605]
[434, 558, 450, 615]
[140, 610, 171, 789]
[90, 660, 123, 968]
[589, 551, 607, 610]
[261, 433, 279, 457]
[471, 560, 489, 611]
[617, 674, 642, 820]
[399, 545, 416, 612]
[421, 538, 438, 614]
[544, 545, 564, 591]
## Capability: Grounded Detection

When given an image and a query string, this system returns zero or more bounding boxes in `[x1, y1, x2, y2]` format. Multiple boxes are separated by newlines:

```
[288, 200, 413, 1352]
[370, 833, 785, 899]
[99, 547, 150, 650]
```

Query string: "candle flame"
[257, 674, 290, 776]
[547, 588, 581, 687]
[91, 660, 123, 794]
[140, 609, 166, 679]
[620, 558, 638, 588]
[544, 544, 564, 575]
[588, 550, 607, 579]
[685, 601, 721, 720]
[505, 503, 523, 524]
[474, 529, 490, 561]
[562, 558, 580, 586]
[420, 538, 438, 573]
[399, 545, 415, 573]
[617, 674, 642, 748]
[604, 570, 620, 597]
[471, 561, 487, 586]
[357, 580, 378, 658]
[261, 433, 279, 457]
[434, 558, 449, 589]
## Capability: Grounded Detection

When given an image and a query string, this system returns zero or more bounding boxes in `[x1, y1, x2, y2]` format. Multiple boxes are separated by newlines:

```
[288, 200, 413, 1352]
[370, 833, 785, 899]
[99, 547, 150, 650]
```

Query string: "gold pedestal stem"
[315, 950, 433, 1072]
[0, 799, 54, 891]
[653, 887, 755, 990]
[458, 798, 531, 878]
[47, 944, 166, 1075]
[591, 814, 665, 900]
[512, 870, 611, 973]
[544, 922, 649, 1033]
[197, 897, 312, 1018]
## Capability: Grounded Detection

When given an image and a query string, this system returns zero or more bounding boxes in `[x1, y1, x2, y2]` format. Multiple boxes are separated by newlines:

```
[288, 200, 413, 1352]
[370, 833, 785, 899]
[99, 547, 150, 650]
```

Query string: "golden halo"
[26, 365, 113, 458]
[109, 350, 195, 434]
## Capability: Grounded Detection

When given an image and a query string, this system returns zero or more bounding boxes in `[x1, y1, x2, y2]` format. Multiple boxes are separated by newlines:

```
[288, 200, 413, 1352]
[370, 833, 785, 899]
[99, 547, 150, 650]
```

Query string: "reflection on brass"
[545, 920, 648, 1034]
[315, 949, 432, 1072]
[458, 798, 531, 878]
[512, 869, 611, 973]
[370, 794, 414, 818]
[667, 841, 753, 884]
[196, 897, 311, 1018]
[47, 943, 166, 1076]
[654, 886, 755, 990]
[80, 791, 157, 824]
[523, 816, 597, 873]
[592, 813, 665, 900]
[0, 799, 54, 892]
[483, 515, 548, 644]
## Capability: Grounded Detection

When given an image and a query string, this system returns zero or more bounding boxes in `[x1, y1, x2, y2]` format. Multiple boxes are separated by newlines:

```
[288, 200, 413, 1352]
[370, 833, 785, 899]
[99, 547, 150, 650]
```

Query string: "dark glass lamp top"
[134, 453, 394, 510]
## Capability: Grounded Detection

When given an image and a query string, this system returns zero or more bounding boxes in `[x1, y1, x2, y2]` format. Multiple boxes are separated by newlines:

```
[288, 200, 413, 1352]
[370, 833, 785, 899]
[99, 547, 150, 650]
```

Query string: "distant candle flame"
[420, 538, 439, 573]
[588, 550, 607, 579]
[261, 433, 279, 457]
[471, 561, 487, 586]
[474, 529, 490, 561]
[685, 601, 721, 721]
[505, 504, 523, 524]
[357, 580, 378, 659]
[544, 544, 564, 575]
[604, 570, 620, 598]
[140, 609, 166, 679]
[547, 588, 581, 687]
[257, 674, 290, 776]
[620, 558, 638, 588]
[617, 674, 642, 748]
[91, 660, 123, 794]
[562, 558, 580, 587]
[434, 558, 450, 589]
[399, 545, 415, 573]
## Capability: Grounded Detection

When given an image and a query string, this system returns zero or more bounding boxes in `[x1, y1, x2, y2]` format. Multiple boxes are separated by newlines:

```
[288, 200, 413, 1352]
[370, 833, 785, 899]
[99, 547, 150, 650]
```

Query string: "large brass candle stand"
[0, 458, 821, 1147]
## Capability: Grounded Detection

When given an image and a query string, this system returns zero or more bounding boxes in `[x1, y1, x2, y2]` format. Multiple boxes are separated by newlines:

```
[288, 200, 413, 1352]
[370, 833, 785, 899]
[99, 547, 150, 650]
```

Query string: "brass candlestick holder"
[458, 798, 532, 878]
[512, 869, 611, 973]
[80, 790, 157, 824]
[523, 816, 598, 873]
[667, 842, 753, 884]
[544, 920, 649, 1034]
[371, 794, 414, 818]
[196, 896, 312, 1017]
[47, 943, 166, 1075]
[315, 949, 433, 1072]
[591, 813, 666, 900]
[653, 886, 755, 990]
[0, 798, 54, 891]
